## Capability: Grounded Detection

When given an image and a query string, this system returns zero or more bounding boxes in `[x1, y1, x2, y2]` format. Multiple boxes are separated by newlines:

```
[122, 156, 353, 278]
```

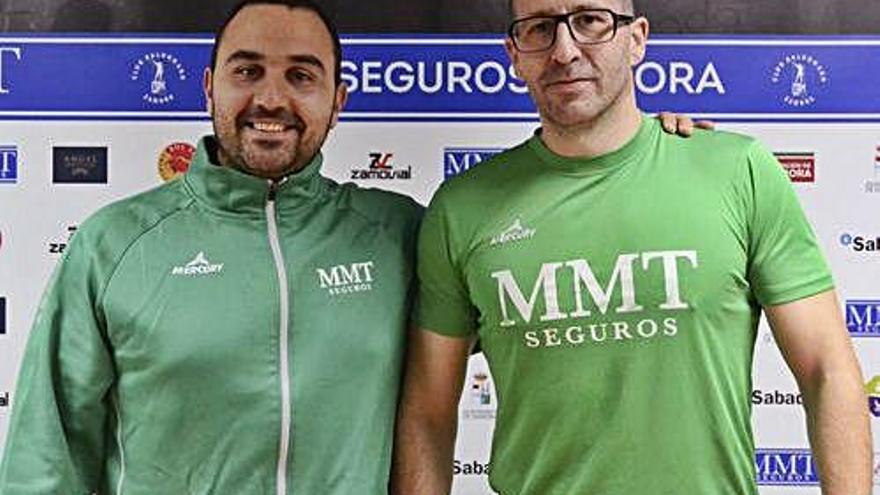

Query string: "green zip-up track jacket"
[0, 137, 422, 495]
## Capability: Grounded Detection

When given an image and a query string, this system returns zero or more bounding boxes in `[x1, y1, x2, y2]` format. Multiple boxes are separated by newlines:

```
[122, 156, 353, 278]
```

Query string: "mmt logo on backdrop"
[443, 148, 504, 179]
[755, 449, 819, 485]
[846, 300, 880, 337]
[0, 145, 18, 184]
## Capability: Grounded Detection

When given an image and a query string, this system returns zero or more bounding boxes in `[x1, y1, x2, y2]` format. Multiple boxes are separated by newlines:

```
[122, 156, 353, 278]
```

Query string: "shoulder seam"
[96, 198, 196, 310]
[341, 186, 420, 229]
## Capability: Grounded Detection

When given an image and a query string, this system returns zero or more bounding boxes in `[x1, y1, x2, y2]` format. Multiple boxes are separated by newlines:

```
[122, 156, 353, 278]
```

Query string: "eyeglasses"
[508, 8, 636, 53]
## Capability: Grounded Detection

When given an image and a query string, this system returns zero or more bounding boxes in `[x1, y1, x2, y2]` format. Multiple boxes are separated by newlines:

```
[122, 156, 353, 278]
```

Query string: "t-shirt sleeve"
[413, 188, 479, 337]
[746, 140, 834, 306]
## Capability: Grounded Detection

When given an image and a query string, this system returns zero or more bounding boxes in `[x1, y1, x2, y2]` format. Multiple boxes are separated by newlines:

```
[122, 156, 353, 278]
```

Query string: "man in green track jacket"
[0, 1, 422, 494]
[0, 0, 711, 493]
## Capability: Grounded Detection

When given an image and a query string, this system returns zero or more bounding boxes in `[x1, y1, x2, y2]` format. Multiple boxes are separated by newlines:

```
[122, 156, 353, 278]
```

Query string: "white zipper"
[266, 181, 291, 495]
[113, 396, 126, 495]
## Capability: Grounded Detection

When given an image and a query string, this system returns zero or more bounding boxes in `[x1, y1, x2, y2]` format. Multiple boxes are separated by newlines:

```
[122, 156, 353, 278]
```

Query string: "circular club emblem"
[770, 54, 829, 108]
[158, 143, 195, 182]
[130, 52, 188, 105]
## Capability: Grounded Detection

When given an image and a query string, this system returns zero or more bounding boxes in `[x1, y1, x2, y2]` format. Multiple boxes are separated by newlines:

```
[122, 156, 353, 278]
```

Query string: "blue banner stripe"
[0, 36, 878, 119]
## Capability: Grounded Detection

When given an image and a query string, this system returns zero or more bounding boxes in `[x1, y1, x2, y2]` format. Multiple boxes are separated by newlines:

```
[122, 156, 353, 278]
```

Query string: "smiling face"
[506, 0, 646, 132]
[204, 4, 347, 179]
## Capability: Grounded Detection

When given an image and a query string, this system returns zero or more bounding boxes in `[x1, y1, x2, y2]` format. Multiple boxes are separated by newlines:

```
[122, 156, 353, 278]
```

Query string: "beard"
[211, 104, 334, 179]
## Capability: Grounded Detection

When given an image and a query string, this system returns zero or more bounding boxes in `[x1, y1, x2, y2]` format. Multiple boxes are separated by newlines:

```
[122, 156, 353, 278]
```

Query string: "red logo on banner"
[775, 152, 815, 183]
[158, 142, 196, 182]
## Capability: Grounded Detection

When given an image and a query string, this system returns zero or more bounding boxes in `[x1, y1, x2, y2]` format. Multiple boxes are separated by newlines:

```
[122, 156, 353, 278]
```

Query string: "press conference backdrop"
[0, 33, 879, 493]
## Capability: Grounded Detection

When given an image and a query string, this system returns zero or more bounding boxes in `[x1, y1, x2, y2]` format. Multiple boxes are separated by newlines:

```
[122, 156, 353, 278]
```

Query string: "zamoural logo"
[350, 152, 411, 180]
[48, 224, 78, 255]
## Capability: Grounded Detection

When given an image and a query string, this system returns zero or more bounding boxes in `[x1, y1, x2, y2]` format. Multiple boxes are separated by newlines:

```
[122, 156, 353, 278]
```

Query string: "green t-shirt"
[415, 117, 833, 495]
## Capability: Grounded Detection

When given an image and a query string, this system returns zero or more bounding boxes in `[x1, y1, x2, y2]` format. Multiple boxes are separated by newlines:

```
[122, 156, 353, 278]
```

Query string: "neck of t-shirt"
[529, 114, 655, 175]
[539, 100, 644, 159]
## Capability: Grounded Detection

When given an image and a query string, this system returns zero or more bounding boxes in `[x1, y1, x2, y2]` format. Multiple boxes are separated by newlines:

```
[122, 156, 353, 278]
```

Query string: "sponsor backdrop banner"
[0, 35, 879, 493]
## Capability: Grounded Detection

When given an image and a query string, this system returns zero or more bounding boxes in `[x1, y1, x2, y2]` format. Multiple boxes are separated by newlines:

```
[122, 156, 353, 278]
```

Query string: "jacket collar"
[184, 136, 325, 216]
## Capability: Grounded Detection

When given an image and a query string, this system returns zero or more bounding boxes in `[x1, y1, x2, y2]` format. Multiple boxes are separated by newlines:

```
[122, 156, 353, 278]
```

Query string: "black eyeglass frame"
[507, 8, 637, 53]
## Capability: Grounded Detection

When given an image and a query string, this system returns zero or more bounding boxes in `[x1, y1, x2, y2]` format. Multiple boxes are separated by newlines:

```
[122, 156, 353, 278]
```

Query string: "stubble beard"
[539, 69, 632, 134]
[211, 106, 334, 179]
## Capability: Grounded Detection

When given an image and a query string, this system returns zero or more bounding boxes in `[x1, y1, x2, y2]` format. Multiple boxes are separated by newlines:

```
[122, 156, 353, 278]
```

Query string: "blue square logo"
[755, 449, 819, 485]
[846, 300, 880, 336]
[0, 145, 18, 184]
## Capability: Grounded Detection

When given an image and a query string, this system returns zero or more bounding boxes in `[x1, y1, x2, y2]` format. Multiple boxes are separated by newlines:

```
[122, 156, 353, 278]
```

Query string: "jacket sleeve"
[0, 227, 116, 494]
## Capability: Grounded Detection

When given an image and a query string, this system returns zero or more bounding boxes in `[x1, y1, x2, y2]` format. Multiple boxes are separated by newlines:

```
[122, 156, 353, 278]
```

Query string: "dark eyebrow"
[225, 49, 263, 65]
[287, 54, 326, 75]
[223, 50, 326, 75]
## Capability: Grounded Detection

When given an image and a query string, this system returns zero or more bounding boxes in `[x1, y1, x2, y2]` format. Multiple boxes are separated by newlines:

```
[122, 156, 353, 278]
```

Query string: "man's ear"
[628, 17, 649, 67]
[504, 37, 521, 78]
[329, 82, 348, 129]
[203, 67, 214, 116]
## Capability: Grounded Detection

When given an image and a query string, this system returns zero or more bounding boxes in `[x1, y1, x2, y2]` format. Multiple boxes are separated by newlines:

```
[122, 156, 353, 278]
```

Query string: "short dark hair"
[210, 0, 342, 86]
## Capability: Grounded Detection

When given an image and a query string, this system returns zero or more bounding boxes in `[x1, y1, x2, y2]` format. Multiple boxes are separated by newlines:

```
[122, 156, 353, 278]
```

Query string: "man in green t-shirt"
[391, 0, 872, 494]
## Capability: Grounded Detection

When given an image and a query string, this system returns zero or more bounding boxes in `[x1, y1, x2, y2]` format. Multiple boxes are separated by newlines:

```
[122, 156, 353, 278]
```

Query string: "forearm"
[765, 292, 873, 494]
[391, 404, 458, 495]
[802, 367, 872, 495]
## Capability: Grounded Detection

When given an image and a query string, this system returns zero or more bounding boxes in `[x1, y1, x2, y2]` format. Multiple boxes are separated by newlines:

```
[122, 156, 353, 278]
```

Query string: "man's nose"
[549, 21, 582, 65]
[253, 76, 288, 111]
